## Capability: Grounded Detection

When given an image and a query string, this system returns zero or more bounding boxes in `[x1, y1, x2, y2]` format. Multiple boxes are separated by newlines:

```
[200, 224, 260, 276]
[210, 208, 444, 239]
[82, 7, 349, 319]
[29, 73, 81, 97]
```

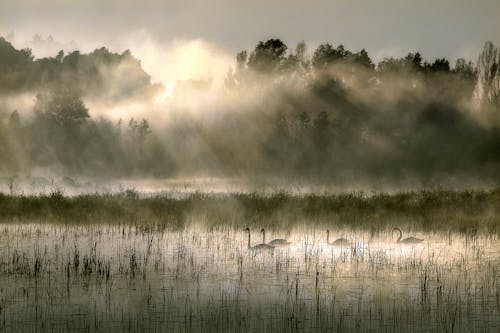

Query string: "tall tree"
[247, 39, 288, 73]
[34, 91, 89, 126]
[473, 41, 500, 109]
[312, 43, 348, 70]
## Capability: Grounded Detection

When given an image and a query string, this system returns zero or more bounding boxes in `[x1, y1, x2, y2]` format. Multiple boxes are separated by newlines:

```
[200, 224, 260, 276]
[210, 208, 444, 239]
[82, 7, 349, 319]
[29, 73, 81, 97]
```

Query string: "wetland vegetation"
[1, 188, 499, 234]
[0, 188, 498, 332]
[0, 212, 498, 331]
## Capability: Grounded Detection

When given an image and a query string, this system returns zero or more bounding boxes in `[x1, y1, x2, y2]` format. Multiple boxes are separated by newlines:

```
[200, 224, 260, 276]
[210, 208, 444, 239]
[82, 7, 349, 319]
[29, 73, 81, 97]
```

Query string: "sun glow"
[124, 33, 232, 94]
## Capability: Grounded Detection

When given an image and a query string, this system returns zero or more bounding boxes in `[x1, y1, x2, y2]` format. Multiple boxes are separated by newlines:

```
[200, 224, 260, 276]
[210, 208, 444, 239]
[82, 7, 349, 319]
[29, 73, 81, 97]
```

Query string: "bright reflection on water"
[0, 224, 498, 331]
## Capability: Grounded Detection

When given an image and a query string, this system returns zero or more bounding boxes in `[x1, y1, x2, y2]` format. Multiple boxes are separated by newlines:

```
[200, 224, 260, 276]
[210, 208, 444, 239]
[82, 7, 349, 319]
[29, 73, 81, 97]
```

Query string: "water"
[0, 223, 498, 331]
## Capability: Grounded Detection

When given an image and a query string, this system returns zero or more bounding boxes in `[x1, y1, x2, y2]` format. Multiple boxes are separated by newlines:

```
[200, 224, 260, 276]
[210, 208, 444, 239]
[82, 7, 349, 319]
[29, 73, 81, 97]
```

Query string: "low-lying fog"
[1, 35, 499, 190]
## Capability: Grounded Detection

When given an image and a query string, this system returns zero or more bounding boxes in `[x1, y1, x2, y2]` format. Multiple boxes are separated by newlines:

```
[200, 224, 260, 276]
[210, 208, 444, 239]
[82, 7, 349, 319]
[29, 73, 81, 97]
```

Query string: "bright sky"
[1, 0, 498, 59]
[1, 0, 498, 86]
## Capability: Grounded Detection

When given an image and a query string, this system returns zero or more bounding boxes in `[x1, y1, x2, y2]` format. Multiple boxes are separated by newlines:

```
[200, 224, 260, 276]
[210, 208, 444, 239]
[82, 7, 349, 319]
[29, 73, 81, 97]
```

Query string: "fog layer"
[0, 36, 499, 189]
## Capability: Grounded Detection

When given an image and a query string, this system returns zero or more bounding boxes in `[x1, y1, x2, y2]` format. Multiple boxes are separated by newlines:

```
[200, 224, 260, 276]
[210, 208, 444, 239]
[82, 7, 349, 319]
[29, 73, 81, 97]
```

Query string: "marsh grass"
[0, 188, 499, 234]
[0, 188, 499, 331]
[0, 224, 498, 332]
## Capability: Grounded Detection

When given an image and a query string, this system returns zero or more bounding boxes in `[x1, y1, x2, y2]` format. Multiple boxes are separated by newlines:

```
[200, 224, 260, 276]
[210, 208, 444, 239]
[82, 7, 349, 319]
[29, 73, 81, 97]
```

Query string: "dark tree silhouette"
[312, 43, 348, 70]
[405, 52, 423, 71]
[378, 52, 423, 73]
[350, 49, 375, 70]
[247, 39, 288, 73]
[427, 58, 450, 72]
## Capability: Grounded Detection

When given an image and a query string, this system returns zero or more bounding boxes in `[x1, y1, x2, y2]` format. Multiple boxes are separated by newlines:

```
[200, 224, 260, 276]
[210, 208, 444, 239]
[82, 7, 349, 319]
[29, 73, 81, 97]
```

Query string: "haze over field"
[0, 0, 499, 191]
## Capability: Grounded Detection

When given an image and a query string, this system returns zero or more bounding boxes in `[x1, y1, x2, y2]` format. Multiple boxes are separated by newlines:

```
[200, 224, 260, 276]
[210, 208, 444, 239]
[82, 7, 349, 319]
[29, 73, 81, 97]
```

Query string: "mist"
[0, 34, 499, 192]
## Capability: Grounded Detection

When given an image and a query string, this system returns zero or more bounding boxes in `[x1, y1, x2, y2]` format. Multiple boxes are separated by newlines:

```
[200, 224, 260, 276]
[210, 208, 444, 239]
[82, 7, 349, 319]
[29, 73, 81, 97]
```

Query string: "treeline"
[0, 36, 171, 177]
[2, 95, 173, 176]
[0, 37, 499, 184]
[168, 39, 499, 182]
[0, 37, 160, 99]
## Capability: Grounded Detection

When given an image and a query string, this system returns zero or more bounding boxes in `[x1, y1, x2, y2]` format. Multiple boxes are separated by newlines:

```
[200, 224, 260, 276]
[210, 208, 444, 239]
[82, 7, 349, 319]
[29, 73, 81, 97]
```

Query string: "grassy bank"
[0, 188, 499, 234]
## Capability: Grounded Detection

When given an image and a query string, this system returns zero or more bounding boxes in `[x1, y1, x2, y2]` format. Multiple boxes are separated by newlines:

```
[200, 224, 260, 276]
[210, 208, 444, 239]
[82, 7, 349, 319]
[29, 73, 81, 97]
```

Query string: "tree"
[62, 50, 81, 68]
[35, 91, 89, 126]
[312, 43, 348, 70]
[350, 49, 374, 70]
[454, 58, 475, 80]
[295, 41, 307, 65]
[128, 118, 152, 145]
[7, 176, 17, 195]
[247, 39, 288, 73]
[0, 37, 34, 72]
[278, 41, 311, 76]
[377, 57, 404, 73]
[236, 50, 248, 72]
[427, 58, 450, 72]
[472, 41, 500, 109]
[56, 50, 64, 63]
[0, 37, 34, 91]
[405, 52, 423, 70]
[378, 52, 423, 74]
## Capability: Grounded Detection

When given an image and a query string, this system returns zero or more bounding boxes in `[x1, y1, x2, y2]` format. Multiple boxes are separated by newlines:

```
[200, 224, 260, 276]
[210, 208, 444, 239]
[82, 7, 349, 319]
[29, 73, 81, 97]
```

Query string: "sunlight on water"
[0, 223, 498, 331]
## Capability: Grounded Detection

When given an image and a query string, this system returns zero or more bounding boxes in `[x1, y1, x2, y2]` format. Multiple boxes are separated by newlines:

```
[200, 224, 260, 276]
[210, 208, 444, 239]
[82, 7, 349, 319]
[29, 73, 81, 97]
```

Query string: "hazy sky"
[1, 0, 499, 63]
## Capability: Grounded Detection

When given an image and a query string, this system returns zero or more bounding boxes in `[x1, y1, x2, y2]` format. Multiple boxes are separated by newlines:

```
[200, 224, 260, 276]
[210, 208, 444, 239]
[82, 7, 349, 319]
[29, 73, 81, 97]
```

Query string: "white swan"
[393, 227, 424, 244]
[261, 228, 291, 247]
[245, 227, 274, 252]
[326, 229, 350, 246]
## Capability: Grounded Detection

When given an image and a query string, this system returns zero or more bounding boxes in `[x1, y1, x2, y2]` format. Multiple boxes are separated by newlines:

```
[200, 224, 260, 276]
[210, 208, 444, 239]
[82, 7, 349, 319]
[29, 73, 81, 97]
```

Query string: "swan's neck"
[247, 231, 251, 248]
[396, 229, 402, 243]
[262, 230, 265, 244]
[327, 232, 330, 244]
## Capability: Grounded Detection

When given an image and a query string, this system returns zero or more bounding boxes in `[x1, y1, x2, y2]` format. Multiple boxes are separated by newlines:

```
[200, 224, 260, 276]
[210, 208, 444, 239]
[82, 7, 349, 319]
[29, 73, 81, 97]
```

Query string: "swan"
[261, 228, 291, 247]
[326, 229, 350, 246]
[392, 227, 423, 244]
[245, 227, 274, 252]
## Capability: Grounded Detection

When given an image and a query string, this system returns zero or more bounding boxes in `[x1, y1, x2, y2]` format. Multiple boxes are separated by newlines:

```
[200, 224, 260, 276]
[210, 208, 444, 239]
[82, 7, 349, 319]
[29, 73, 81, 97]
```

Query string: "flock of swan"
[244, 227, 424, 252]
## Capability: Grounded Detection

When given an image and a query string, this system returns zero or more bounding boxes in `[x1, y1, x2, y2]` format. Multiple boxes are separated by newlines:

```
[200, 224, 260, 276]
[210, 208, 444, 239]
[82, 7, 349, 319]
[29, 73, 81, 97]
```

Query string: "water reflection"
[0, 224, 498, 331]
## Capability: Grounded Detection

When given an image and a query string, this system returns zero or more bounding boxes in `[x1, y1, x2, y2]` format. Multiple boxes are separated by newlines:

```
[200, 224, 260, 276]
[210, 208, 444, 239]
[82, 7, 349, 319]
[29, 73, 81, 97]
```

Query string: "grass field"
[0, 188, 499, 234]
[0, 189, 499, 331]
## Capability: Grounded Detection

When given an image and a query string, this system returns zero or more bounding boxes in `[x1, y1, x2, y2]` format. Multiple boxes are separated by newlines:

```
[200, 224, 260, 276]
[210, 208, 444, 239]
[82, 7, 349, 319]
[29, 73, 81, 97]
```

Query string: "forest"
[0, 37, 499, 186]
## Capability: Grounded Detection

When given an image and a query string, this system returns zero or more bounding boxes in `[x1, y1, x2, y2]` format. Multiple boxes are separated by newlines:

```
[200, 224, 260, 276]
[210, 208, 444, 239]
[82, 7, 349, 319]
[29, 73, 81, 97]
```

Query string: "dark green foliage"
[427, 58, 451, 72]
[247, 39, 288, 73]
[0, 37, 34, 91]
[406, 52, 423, 69]
[0, 38, 159, 99]
[312, 43, 349, 70]
[351, 49, 375, 70]
[378, 52, 424, 73]
[34, 91, 89, 125]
